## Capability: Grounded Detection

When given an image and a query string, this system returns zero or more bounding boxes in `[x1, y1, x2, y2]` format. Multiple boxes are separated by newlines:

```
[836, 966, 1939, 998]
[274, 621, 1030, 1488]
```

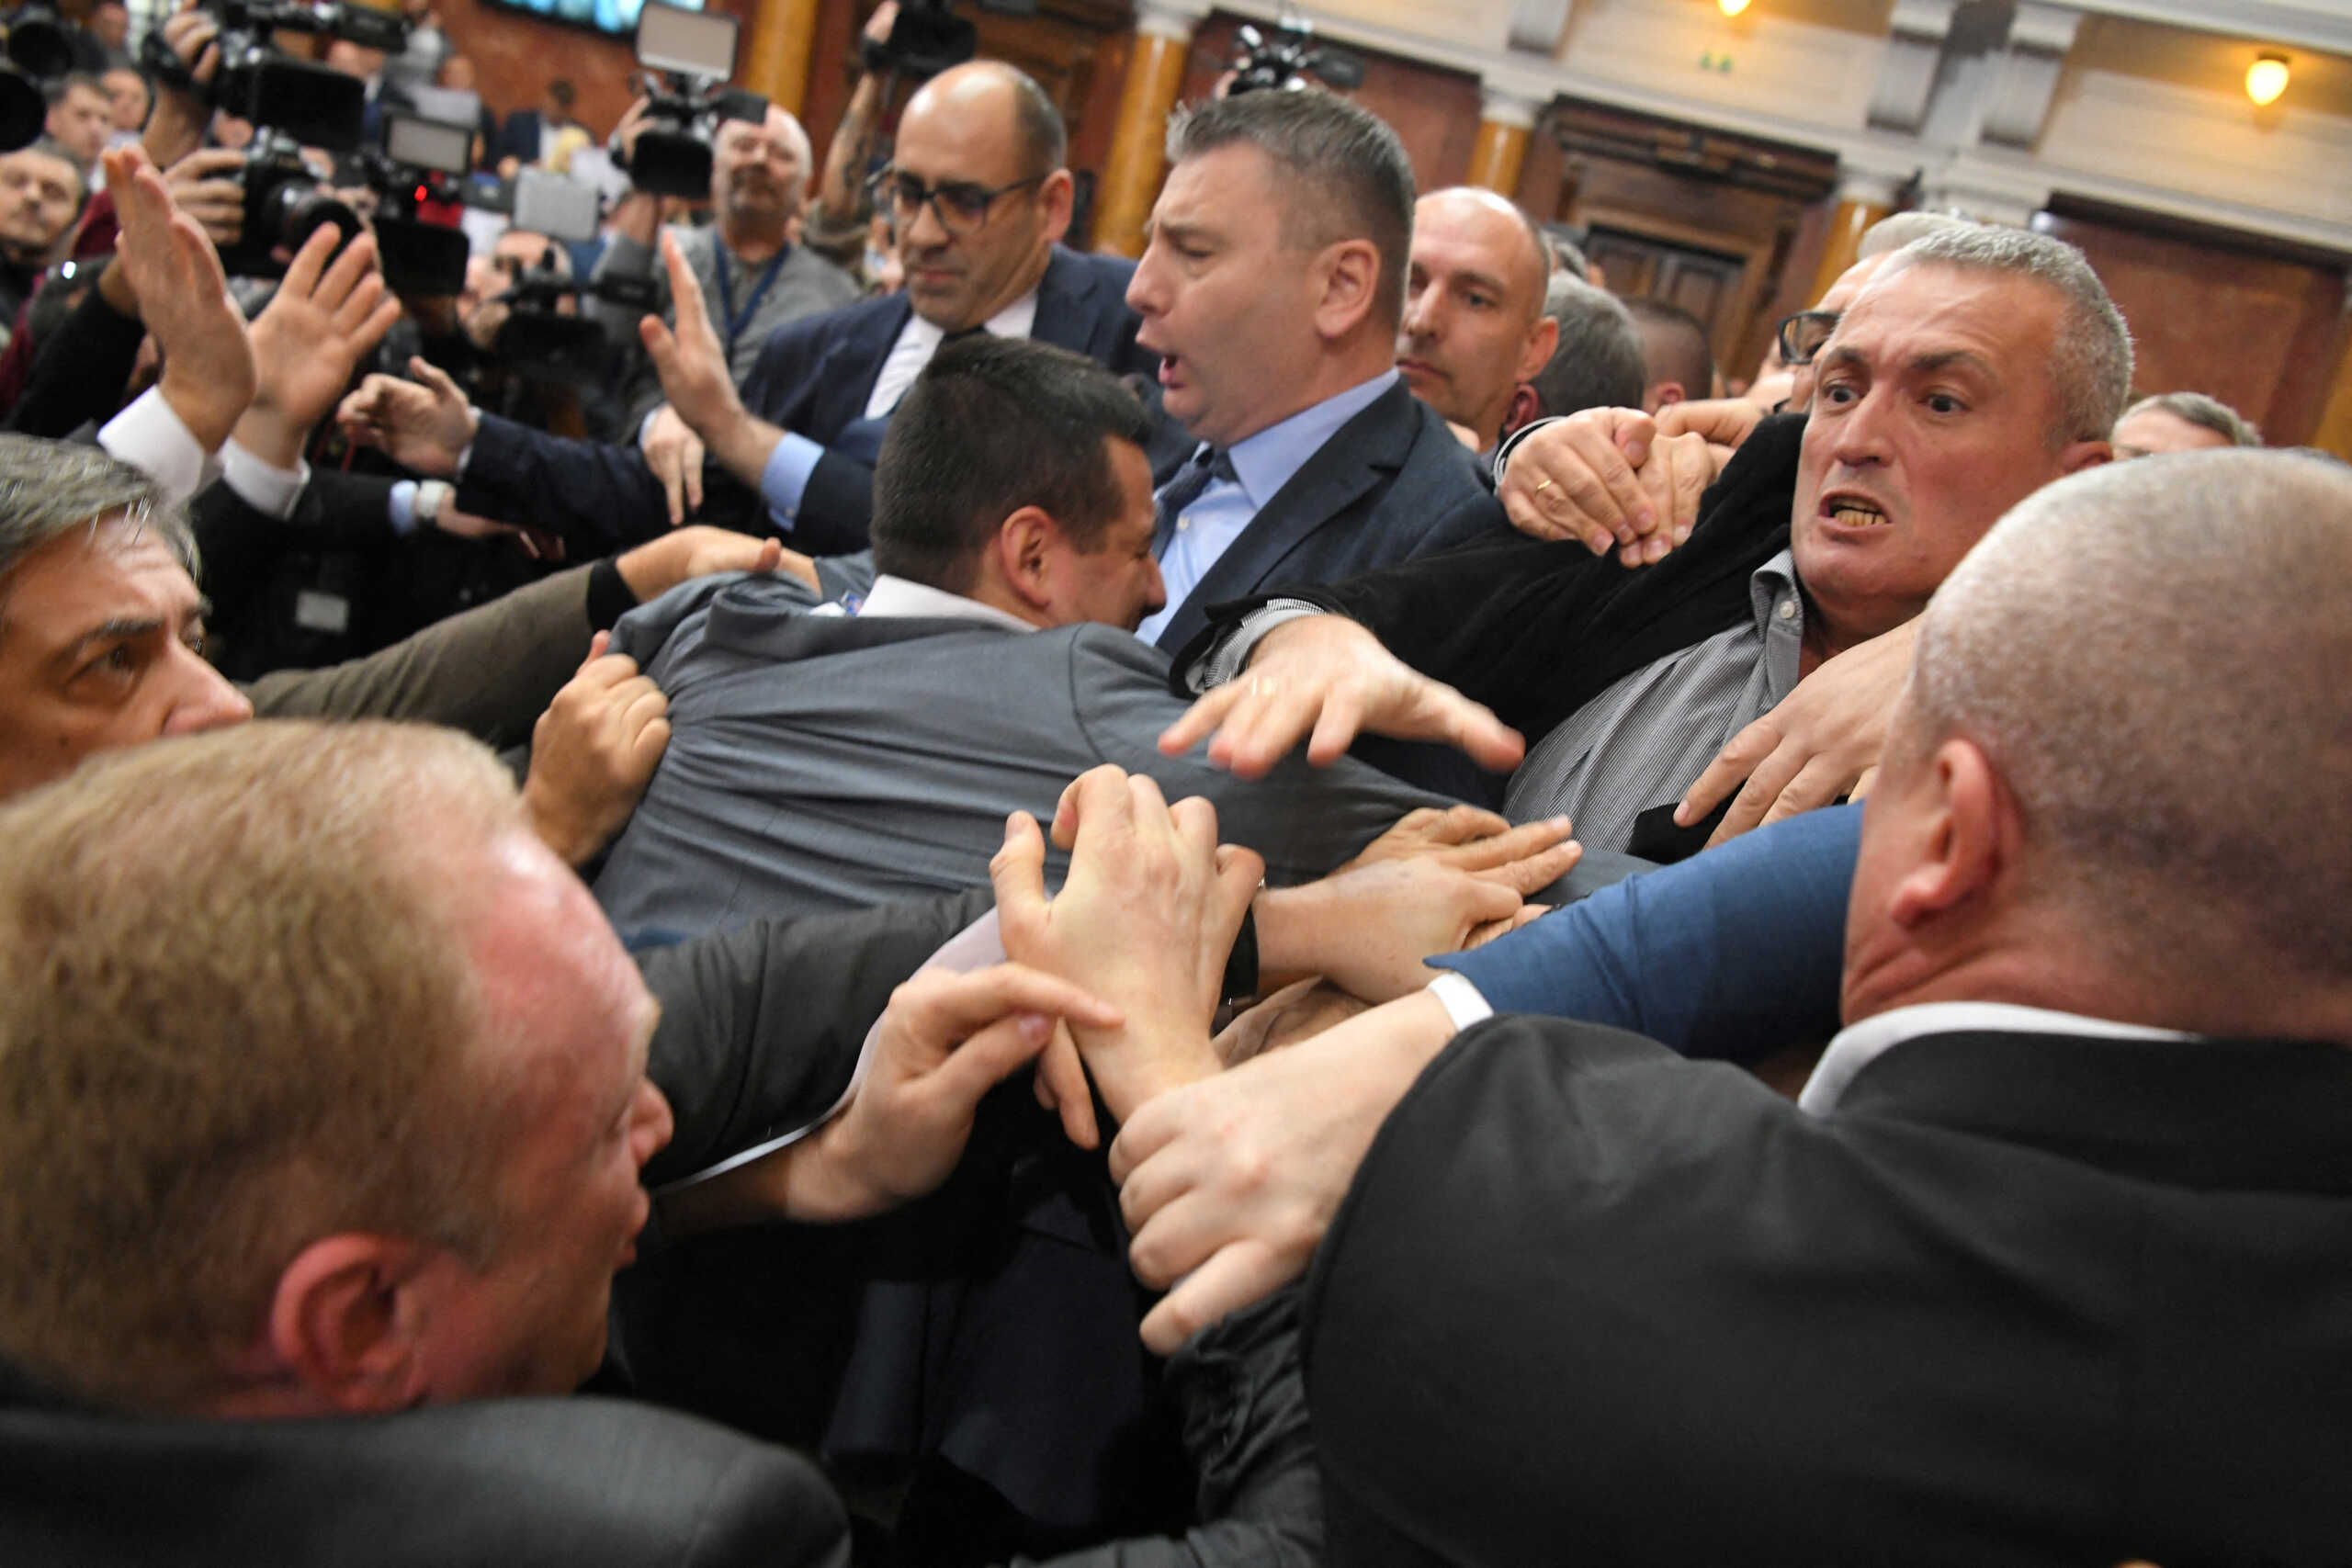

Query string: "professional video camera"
[0, 3, 77, 152]
[140, 0, 409, 152]
[214, 130, 362, 277]
[488, 248, 658, 384]
[615, 1, 766, 199]
[1225, 17, 1363, 95]
[339, 108, 476, 295]
[857, 0, 1036, 85]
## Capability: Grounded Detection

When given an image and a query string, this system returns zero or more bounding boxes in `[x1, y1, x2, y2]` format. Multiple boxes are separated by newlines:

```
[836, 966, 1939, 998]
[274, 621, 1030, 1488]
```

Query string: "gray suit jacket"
[592, 578, 1456, 938]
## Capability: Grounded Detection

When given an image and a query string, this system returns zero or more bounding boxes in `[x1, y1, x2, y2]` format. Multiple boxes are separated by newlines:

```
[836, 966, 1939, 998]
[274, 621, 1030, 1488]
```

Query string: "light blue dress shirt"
[1135, 368, 1399, 646]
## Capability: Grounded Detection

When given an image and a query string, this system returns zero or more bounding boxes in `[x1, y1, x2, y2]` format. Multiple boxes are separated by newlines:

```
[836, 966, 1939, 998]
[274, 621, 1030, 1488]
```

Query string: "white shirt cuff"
[1424, 971, 1495, 1033]
[96, 388, 221, 510]
[220, 439, 310, 520]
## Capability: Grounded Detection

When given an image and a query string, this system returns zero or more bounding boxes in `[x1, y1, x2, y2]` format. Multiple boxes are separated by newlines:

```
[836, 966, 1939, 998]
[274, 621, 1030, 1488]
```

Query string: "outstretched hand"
[520, 632, 671, 867]
[639, 231, 745, 445]
[336, 355, 479, 478]
[106, 144, 254, 454]
[237, 224, 404, 467]
[1110, 987, 1461, 1354]
[1676, 616, 1917, 845]
[993, 765, 1260, 1122]
[1158, 615, 1523, 780]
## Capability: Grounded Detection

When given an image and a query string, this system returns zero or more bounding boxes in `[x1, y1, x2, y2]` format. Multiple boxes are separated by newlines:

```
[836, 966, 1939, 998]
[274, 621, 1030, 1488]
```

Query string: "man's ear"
[1311, 238, 1383, 341]
[1514, 314, 1559, 382]
[1887, 736, 2010, 930]
[1035, 168, 1075, 248]
[263, 1234, 441, 1416]
[1652, 382, 1688, 410]
[2058, 436, 2113, 476]
[991, 506, 1060, 614]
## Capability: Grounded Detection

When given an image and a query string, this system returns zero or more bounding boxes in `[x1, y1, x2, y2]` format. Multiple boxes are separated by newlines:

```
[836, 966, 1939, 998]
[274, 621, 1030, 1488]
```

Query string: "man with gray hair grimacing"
[1100, 448, 2352, 1560]
[1165, 225, 2134, 854]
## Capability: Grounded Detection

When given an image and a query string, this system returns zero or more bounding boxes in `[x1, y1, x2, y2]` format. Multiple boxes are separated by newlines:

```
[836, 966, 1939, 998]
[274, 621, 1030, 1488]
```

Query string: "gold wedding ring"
[1532, 477, 1556, 497]
[1248, 676, 1281, 698]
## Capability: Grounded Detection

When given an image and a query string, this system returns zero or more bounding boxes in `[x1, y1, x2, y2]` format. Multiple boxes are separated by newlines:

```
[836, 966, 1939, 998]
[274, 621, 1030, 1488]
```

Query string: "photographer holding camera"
[595, 93, 855, 523]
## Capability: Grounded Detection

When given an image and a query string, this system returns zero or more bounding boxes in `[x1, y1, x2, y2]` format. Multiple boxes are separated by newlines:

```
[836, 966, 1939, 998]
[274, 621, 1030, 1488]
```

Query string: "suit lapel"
[1152, 382, 1417, 650]
[826, 296, 916, 429]
[1032, 249, 1104, 356]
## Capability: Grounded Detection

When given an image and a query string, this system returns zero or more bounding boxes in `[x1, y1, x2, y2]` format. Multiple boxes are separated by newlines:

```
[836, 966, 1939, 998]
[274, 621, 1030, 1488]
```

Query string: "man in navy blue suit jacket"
[351, 62, 1162, 558]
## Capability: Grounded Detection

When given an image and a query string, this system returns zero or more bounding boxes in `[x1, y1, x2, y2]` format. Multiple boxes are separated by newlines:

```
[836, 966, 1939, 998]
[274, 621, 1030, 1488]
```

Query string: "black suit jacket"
[1175, 412, 1808, 746]
[1147, 378, 1495, 655]
[1307, 1019, 2352, 1564]
[458, 246, 1162, 555]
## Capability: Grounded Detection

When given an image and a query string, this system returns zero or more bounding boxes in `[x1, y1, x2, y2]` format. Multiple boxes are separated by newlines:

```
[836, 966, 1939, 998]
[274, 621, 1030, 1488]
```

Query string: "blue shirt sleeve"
[759, 432, 829, 532]
[1430, 803, 1862, 1061]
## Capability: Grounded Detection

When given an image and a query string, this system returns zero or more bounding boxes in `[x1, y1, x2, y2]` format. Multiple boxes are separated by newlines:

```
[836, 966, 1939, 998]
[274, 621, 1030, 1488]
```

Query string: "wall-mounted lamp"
[1718, 0, 1751, 16]
[2246, 52, 2290, 107]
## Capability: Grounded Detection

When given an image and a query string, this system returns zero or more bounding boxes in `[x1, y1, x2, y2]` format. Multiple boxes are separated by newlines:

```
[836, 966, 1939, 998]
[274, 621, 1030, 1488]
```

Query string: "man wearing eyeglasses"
[364, 62, 1161, 560]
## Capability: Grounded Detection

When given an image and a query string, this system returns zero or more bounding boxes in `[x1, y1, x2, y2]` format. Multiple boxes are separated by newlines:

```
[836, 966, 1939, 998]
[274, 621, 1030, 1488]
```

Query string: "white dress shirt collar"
[863, 289, 1044, 420]
[1800, 1001, 2196, 1116]
[857, 573, 1036, 635]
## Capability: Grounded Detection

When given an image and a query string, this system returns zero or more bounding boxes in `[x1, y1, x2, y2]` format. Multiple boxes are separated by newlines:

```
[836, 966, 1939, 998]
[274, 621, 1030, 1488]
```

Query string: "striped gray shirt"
[1505, 550, 1806, 851]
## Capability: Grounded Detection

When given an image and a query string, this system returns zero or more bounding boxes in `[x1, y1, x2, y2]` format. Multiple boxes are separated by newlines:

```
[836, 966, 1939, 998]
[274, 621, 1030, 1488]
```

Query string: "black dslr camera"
[616, 1, 766, 199]
[141, 0, 409, 152]
[140, 0, 414, 277]
[492, 255, 659, 384]
[857, 0, 1038, 85]
[0, 4, 79, 152]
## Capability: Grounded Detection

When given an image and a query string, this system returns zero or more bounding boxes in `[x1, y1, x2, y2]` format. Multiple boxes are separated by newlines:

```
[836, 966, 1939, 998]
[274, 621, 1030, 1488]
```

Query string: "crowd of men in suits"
[0, 37, 2346, 1568]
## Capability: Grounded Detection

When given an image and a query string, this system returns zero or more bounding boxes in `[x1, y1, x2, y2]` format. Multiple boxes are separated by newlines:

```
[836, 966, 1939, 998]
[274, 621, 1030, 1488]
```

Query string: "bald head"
[1417, 187, 1549, 324]
[906, 60, 1066, 181]
[1899, 450, 2352, 1005]
[1399, 187, 1558, 445]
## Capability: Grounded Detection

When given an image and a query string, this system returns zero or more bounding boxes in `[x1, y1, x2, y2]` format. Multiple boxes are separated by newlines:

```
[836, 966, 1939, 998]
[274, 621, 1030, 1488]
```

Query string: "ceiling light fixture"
[1718, 0, 1751, 16]
[2246, 51, 2290, 107]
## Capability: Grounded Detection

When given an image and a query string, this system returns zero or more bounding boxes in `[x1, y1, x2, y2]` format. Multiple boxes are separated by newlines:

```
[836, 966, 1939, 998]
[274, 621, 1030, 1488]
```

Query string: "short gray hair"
[1879, 225, 2133, 446]
[1533, 276, 1645, 417]
[2119, 390, 2261, 447]
[1856, 209, 1968, 259]
[1166, 90, 1414, 329]
[1903, 448, 2352, 988]
[0, 435, 195, 615]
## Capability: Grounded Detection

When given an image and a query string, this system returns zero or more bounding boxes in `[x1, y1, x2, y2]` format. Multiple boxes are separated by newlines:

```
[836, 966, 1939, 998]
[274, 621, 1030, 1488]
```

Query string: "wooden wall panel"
[436, 0, 756, 137]
[1176, 13, 1484, 199]
[802, 0, 1133, 244]
[2035, 205, 2350, 447]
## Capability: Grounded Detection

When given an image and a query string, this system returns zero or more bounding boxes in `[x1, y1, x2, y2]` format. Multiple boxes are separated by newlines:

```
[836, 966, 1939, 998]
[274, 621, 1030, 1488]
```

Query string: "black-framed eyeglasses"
[869, 169, 1048, 236]
[1777, 309, 1839, 367]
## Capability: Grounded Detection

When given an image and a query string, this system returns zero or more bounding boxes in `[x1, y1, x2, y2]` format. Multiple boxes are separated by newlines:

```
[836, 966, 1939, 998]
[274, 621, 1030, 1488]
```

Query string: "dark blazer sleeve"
[457, 412, 672, 547]
[1178, 412, 1808, 739]
[241, 562, 594, 748]
[1015, 1292, 1319, 1568]
[3, 279, 146, 437]
[636, 886, 998, 1187]
[1431, 801, 1859, 1059]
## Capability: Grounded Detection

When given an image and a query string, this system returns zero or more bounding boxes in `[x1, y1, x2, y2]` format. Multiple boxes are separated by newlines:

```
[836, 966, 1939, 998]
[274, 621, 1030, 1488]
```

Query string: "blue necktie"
[1153, 446, 1237, 555]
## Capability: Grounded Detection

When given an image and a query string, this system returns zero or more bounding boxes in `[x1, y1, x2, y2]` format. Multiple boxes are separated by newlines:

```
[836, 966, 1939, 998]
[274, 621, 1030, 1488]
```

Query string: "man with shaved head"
[1103, 447, 2352, 1559]
[1396, 186, 1557, 454]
